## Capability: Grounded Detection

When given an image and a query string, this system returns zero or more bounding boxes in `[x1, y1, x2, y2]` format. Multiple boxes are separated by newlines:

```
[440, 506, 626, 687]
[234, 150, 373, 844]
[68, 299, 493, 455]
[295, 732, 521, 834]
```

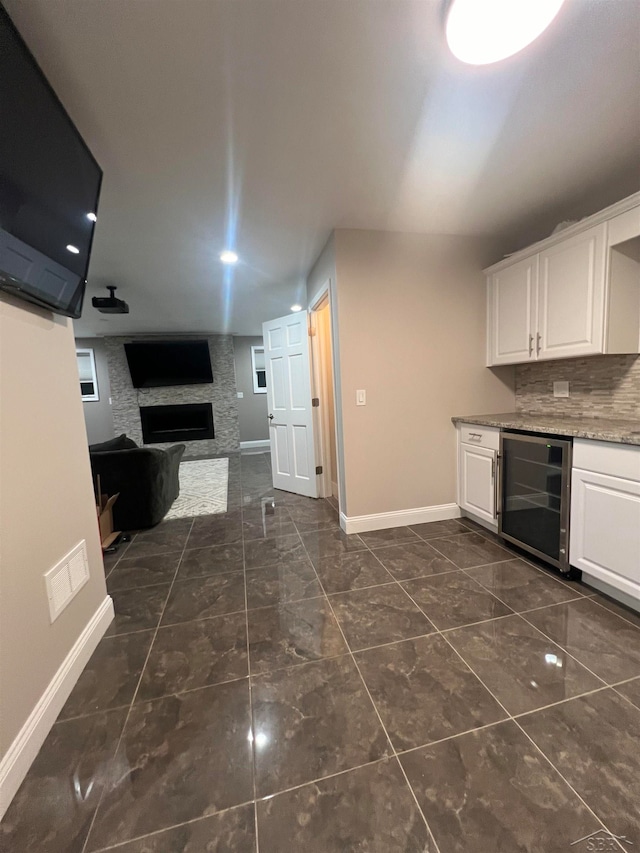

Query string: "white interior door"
[262, 311, 318, 498]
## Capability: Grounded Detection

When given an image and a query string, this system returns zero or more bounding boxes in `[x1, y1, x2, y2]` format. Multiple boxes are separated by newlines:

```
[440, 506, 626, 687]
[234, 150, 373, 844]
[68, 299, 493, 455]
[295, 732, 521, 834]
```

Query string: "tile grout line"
[411, 595, 619, 846]
[456, 566, 589, 614]
[435, 615, 629, 846]
[87, 797, 257, 853]
[587, 594, 640, 631]
[611, 677, 640, 710]
[362, 537, 631, 847]
[79, 479, 638, 852]
[239, 463, 261, 853]
[515, 607, 620, 687]
[252, 755, 394, 810]
[512, 720, 627, 848]
[80, 517, 197, 853]
[72, 455, 245, 848]
[425, 555, 618, 689]
[452, 517, 638, 646]
[393, 681, 618, 760]
[295, 532, 444, 853]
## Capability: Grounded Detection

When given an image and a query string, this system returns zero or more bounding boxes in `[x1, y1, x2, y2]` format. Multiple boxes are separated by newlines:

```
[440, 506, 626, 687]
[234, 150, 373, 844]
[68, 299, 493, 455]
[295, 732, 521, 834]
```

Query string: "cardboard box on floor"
[95, 475, 120, 550]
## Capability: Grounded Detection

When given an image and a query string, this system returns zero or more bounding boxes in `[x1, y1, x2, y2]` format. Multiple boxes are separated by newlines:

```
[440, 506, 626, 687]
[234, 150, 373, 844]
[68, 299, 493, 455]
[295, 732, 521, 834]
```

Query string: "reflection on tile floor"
[2, 450, 640, 853]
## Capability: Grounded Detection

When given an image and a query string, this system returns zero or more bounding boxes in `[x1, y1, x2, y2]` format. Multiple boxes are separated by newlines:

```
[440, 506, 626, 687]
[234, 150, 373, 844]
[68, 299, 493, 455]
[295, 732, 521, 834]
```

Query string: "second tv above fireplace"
[125, 340, 213, 388]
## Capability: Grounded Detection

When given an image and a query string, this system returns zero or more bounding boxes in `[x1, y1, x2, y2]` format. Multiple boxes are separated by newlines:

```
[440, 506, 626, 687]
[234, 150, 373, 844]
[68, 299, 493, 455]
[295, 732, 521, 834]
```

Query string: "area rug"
[165, 458, 229, 519]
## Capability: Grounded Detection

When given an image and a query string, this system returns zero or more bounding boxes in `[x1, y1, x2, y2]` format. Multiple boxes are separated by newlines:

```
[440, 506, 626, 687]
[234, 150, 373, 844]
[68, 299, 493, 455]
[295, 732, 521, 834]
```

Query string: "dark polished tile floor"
[3, 451, 640, 852]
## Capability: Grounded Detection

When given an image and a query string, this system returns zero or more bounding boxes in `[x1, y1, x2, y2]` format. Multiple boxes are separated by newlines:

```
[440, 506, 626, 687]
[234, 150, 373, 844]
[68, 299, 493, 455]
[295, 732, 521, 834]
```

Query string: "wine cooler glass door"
[499, 433, 572, 572]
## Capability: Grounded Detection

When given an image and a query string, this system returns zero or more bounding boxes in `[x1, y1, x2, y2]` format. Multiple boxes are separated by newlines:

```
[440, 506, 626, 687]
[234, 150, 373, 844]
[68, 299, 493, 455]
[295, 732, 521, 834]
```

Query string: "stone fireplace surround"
[105, 334, 240, 459]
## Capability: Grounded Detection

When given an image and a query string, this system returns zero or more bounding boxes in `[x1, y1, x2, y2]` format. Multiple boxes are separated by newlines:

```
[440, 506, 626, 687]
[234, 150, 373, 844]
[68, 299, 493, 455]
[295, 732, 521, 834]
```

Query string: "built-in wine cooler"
[499, 431, 573, 574]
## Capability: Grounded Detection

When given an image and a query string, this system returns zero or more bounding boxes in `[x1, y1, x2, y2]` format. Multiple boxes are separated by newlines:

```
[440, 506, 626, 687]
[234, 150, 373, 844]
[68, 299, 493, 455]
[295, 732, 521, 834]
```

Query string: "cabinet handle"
[495, 453, 501, 518]
[469, 432, 482, 440]
[536, 332, 541, 355]
[491, 457, 495, 482]
[528, 334, 533, 357]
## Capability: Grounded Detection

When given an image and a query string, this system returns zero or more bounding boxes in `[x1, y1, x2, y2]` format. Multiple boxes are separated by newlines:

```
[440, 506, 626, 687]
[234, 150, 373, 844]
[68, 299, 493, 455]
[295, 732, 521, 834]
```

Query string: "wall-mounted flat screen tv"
[125, 340, 214, 388]
[0, 5, 102, 319]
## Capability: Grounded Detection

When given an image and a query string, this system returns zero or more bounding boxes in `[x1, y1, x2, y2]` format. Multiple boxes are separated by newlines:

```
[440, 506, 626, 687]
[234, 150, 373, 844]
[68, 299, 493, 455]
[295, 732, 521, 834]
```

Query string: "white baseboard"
[0, 595, 114, 819]
[340, 502, 461, 534]
[239, 440, 270, 450]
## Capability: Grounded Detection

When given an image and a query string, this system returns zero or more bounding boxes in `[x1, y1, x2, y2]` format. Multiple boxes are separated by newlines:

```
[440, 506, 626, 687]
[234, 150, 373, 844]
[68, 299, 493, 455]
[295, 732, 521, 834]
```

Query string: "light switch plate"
[356, 389, 366, 406]
[553, 381, 570, 398]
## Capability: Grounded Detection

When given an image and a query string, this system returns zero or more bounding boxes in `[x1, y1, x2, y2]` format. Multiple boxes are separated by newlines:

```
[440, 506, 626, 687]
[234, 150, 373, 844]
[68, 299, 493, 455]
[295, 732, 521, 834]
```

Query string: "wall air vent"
[44, 540, 90, 623]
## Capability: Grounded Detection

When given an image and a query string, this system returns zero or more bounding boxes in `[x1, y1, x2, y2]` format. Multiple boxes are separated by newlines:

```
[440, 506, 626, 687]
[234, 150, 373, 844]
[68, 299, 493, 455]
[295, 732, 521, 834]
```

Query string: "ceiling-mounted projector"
[92, 286, 129, 314]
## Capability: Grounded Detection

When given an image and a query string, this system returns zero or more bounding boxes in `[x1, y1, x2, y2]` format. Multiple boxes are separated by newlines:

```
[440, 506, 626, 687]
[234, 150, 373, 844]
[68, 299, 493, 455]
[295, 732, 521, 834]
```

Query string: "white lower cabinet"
[457, 425, 499, 526]
[571, 440, 640, 603]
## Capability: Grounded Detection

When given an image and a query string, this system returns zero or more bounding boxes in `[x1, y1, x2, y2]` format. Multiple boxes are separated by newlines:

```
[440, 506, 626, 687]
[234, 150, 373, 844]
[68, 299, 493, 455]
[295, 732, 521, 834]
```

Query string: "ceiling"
[5, 0, 640, 336]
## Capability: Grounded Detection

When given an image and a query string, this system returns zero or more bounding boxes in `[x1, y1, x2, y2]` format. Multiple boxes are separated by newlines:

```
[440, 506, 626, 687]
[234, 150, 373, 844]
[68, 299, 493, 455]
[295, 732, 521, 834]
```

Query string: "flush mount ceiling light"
[290, 304, 302, 312]
[66, 244, 80, 254]
[219, 250, 238, 265]
[445, 0, 565, 65]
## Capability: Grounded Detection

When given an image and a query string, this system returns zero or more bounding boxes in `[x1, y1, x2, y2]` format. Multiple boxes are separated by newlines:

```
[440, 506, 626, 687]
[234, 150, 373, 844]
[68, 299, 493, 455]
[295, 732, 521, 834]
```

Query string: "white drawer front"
[459, 424, 500, 451]
[573, 439, 640, 481]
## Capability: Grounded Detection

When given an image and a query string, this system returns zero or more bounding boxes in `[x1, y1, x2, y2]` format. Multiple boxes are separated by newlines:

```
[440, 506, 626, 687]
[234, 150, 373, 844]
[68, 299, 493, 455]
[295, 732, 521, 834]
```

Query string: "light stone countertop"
[451, 412, 640, 446]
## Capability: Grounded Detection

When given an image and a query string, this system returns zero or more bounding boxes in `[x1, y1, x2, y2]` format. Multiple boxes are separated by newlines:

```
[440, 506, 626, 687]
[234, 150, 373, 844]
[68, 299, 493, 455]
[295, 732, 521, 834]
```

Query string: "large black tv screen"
[125, 340, 214, 388]
[0, 5, 102, 318]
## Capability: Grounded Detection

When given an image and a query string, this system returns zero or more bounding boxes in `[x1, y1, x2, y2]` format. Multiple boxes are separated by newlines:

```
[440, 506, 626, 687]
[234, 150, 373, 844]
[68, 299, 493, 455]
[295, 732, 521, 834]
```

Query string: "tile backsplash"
[515, 354, 640, 419]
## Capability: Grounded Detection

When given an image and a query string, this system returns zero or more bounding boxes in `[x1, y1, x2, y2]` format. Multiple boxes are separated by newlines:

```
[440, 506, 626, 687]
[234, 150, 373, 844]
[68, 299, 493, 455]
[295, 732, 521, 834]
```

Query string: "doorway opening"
[309, 286, 339, 506]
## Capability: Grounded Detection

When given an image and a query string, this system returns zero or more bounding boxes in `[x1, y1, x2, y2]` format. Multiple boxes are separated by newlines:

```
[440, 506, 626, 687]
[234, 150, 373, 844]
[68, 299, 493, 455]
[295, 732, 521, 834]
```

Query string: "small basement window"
[251, 345, 267, 394]
[76, 348, 99, 401]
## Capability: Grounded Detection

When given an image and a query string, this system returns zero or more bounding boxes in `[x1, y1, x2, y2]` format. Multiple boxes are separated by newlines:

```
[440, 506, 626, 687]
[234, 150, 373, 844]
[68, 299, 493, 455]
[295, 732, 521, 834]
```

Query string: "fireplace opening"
[140, 403, 214, 444]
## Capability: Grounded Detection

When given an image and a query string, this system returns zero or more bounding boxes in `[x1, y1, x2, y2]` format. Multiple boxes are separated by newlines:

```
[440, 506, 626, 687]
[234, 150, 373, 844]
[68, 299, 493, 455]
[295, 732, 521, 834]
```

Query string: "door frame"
[308, 280, 340, 502]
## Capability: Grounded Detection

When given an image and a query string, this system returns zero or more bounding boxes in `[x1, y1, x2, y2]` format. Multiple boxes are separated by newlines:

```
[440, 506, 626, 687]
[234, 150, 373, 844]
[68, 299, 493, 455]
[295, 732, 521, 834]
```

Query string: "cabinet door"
[570, 467, 640, 600]
[459, 443, 496, 523]
[537, 223, 606, 360]
[487, 256, 537, 365]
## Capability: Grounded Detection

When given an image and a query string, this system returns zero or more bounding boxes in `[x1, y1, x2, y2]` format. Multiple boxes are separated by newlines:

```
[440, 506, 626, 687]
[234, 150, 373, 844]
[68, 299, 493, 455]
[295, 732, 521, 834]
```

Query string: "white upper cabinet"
[488, 256, 537, 365]
[486, 193, 640, 366]
[537, 223, 606, 360]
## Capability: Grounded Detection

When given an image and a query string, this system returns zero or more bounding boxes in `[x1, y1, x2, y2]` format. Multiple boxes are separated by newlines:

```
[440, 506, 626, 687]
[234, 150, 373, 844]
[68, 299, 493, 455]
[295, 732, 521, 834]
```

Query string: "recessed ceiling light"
[290, 304, 302, 312]
[86, 212, 97, 222]
[446, 0, 565, 65]
[66, 244, 80, 254]
[220, 250, 238, 265]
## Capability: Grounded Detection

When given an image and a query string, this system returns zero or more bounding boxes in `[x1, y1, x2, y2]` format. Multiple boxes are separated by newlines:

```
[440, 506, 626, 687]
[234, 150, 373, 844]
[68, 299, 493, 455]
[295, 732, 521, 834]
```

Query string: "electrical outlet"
[237, 391, 244, 399]
[553, 381, 570, 398]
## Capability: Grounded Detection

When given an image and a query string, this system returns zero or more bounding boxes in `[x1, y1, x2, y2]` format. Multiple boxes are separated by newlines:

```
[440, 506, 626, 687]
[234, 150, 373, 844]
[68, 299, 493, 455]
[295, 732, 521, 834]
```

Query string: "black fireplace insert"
[140, 403, 214, 444]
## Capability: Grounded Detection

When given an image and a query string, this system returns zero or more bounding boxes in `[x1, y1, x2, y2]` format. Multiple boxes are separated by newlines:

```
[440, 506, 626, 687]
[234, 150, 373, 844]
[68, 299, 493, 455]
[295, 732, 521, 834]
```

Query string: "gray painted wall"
[105, 335, 240, 457]
[233, 336, 269, 442]
[75, 337, 115, 445]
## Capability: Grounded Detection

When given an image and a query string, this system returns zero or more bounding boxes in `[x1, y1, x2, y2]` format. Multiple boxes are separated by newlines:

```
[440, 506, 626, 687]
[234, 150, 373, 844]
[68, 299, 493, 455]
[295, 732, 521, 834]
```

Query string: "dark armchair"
[89, 434, 185, 530]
